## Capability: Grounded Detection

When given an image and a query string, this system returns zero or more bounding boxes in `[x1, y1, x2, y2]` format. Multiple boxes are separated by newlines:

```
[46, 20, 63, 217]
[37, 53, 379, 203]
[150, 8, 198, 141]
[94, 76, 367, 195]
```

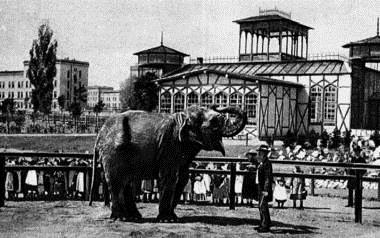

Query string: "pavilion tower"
[234, 8, 312, 62]
[343, 17, 380, 66]
[132, 33, 189, 78]
[343, 18, 380, 129]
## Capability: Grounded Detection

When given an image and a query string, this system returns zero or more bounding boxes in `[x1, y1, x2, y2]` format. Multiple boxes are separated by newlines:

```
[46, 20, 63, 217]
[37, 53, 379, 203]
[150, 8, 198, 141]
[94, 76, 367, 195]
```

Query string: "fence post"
[246, 134, 248, 146]
[354, 172, 363, 223]
[378, 178, 380, 201]
[84, 168, 91, 201]
[229, 162, 236, 210]
[0, 155, 5, 207]
[310, 167, 315, 196]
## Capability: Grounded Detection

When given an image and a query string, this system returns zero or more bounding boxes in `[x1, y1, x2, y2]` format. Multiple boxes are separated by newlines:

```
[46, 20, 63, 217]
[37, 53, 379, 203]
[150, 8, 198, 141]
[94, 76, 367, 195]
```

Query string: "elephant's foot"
[110, 210, 126, 221]
[156, 212, 178, 223]
[110, 210, 142, 222]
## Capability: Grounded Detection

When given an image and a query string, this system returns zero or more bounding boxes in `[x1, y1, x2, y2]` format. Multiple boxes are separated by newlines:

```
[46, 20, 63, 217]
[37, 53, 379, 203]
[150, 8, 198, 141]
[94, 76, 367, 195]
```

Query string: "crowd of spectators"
[3, 132, 380, 207]
[4, 152, 90, 200]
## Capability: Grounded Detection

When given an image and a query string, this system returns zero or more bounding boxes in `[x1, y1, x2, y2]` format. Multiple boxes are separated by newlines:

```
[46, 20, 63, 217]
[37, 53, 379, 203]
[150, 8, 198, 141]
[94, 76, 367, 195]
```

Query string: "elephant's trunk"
[211, 105, 247, 137]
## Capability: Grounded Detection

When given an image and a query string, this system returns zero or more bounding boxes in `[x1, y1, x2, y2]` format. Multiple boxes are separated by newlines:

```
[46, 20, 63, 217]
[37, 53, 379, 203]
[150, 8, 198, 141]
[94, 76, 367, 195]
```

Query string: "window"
[229, 92, 242, 108]
[8, 82, 11, 88]
[200, 92, 213, 108]
[17, 81, 20, 88]
[310, 84, 337, 124]
[74, 75, 77, 84]
[324, 85, 337, 124]
[79, 70, 82, 78]
[160, 92, 171, 113]
[67, 71, 70, 78]
[215, 92, 227, 107]
[173, 93, 185, 113]
[310, 86, 322, 123]
[187, 92, 199, 107]
[245, 93, 258, 125]
[26, 81, 29, 88]
[54, 80, 57, 87]
[54, 91, 57, 98]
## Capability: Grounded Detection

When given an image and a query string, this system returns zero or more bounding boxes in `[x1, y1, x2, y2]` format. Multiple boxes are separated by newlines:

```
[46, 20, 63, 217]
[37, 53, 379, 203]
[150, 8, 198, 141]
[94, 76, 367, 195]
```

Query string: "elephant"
[89, 105, 247, 222]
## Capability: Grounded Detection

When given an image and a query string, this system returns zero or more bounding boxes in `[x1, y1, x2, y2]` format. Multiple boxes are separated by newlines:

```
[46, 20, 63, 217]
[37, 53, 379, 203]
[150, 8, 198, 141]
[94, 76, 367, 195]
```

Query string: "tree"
[27, 23, 58, 114]
[127, 72, 158, 111]
[93, 100, 105, 132]
[69, 84, 87, 132]
[1, 98, 16, 133]
[57, 95, 66, 111]
[120, 76, 135, 112]
[24, 97, 30, 109]
[93, 100, 105, 115]
[69, 84, 87, 118]
[0, 98, 15, 115]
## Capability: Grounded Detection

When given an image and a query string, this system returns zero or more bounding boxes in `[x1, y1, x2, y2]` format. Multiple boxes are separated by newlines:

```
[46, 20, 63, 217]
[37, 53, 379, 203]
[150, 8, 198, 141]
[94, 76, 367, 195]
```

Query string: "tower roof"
[234, 14, 313, 31]
[133, 45, 189, 56]
[342, 35, 380, 48]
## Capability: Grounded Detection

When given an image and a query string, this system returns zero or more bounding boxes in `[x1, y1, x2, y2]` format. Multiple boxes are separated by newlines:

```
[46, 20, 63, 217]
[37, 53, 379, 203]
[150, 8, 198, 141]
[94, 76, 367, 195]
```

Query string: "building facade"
[153, 9, 380, 139]
[87, 86, 121, 113]
[0, 58, 89, 112]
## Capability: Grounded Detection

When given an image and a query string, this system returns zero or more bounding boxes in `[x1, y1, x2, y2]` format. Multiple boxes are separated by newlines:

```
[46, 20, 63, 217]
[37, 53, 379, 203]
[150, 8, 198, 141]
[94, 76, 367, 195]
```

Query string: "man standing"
[346, 142, 366, 207]
[255, 144, 273, 233]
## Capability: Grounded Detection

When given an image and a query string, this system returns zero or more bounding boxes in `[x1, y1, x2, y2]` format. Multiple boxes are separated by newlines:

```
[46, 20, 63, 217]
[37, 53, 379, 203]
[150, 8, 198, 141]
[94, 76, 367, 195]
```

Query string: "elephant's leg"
[122, 181, 142, 221]
[103, 176, 110, 207]
[157, 170, 178, 222]
[109, 179, 127, 220]
[171, 169, 190, 217]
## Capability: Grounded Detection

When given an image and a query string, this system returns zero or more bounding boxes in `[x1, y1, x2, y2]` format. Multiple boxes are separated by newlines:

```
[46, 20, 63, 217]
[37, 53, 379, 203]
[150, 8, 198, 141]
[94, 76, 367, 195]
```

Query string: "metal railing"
[189, 52, 349, 65]
[1, 151, 380, 223]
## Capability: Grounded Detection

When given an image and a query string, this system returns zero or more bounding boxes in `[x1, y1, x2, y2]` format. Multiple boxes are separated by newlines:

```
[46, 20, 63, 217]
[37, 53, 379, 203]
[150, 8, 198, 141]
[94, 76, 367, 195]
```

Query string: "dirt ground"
[0, 196, 379, 238]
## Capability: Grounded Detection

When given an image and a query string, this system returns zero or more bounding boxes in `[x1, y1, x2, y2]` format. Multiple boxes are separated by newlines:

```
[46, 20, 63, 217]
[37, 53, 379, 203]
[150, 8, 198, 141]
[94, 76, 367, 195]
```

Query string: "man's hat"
[257, 144, 270, 153]
[245, 149, 258, 156]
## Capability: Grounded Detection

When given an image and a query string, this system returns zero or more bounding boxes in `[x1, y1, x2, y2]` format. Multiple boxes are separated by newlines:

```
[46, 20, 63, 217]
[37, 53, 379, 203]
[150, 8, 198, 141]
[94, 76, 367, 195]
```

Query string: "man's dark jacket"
[254, 158, 273, 201]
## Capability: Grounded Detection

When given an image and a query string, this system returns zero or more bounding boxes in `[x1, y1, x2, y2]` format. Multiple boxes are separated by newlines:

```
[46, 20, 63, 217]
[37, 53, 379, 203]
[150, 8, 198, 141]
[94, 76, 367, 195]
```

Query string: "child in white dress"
[273, 178, 288, 208]
[193, 175, 207, 201]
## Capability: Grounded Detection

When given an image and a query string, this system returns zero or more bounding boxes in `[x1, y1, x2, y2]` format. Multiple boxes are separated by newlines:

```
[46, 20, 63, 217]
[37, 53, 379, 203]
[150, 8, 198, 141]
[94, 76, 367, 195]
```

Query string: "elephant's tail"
[89, 148, 99, 206]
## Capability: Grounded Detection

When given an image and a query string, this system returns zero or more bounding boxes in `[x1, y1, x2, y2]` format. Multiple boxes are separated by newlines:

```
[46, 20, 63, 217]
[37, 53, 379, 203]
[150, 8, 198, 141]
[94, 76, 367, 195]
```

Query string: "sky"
[0, 0, 379, 89]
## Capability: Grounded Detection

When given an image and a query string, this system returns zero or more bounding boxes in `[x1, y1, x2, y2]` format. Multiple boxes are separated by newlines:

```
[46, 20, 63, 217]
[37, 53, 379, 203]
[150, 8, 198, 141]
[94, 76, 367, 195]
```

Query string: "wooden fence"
[1, 151, 380, 223]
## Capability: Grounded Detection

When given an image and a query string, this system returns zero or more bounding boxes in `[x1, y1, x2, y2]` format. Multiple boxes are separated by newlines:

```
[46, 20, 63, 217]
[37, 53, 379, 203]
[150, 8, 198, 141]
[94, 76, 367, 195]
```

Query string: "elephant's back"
[97, 110, 171, 146]
[95, 111, 174, 177]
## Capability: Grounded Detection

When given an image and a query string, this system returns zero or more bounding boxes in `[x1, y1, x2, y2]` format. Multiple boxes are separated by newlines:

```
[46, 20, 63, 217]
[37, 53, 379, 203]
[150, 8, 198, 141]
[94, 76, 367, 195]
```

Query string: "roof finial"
[377, 17, 379, 36]
[161, 31, 163, 45]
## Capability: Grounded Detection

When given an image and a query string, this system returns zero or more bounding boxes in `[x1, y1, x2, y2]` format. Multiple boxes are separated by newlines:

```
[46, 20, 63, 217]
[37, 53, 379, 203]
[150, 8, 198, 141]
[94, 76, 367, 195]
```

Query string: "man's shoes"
[257, 227, 271, 233]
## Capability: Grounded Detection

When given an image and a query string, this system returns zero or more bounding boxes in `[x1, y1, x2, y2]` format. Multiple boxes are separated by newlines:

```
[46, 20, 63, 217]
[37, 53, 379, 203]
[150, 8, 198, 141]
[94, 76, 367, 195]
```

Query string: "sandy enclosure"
[0, 196, 379, 238]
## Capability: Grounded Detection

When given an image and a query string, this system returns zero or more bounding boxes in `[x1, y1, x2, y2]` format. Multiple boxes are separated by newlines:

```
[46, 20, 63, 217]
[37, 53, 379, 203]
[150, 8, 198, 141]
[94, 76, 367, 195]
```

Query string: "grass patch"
[1, 135, 97, 153]
[1, 135, 251, 155]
